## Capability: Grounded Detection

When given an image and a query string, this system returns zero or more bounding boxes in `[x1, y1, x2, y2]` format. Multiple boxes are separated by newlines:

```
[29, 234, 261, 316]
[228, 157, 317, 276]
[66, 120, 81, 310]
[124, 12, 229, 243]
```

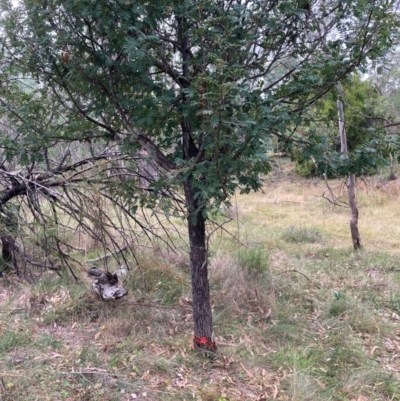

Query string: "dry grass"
[232, 173, 400, 254]
[1, 166, 400, 400]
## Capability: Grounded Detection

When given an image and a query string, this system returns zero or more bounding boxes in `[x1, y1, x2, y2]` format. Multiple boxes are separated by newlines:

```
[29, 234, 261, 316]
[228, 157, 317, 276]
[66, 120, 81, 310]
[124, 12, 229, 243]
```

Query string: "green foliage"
[0, 0, 397, 214]
[289, 74, 391, 177]
[322, 75, 384, 152]
[0, 0, 398, 343]
[371, 50, 400, 137]
[293, 153, 317, 178]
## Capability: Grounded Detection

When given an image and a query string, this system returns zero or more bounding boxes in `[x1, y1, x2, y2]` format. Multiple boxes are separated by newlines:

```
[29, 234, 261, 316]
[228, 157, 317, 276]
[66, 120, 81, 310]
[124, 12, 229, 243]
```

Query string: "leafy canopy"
[290, 74, 391, 177]
[0, 0, 398, 212]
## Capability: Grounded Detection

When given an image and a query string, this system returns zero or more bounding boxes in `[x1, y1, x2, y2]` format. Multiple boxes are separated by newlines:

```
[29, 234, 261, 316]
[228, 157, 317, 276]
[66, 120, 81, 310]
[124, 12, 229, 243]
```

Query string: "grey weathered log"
[88, 267, 128, 300]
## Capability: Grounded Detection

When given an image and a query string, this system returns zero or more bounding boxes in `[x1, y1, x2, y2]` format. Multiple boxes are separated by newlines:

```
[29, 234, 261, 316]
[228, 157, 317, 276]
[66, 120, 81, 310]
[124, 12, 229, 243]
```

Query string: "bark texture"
[337, 84, 362, 249]
[179, 15, 215, 352]
[184, 180, 215, 352]
[347, 173, 362, 249]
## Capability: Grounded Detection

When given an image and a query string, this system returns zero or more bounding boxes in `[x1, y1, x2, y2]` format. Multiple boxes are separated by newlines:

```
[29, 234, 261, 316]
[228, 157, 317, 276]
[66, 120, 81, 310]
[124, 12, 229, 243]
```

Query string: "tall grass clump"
[235, 245, 269, 276]
[0, 331, 31, 353]
[126, 253, 189, 305]
[326, 292, 384, 335]
[209, 248, 274, 326]
[281, 226, 323, 244]
[340, 368, 400, 400]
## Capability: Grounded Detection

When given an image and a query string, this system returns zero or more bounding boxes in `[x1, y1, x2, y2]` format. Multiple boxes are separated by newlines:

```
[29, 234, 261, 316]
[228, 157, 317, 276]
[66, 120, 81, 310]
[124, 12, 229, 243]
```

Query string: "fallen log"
[88, 267, 128, 300]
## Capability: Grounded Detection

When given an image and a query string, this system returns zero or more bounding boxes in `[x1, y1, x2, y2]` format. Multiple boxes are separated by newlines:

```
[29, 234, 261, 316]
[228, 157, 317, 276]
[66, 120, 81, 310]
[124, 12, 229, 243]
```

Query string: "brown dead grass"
[234, 174, 400, 254]
[2, 170, 400, 400]
[210, 252, 275, 324]
[0, 280, 286, 400]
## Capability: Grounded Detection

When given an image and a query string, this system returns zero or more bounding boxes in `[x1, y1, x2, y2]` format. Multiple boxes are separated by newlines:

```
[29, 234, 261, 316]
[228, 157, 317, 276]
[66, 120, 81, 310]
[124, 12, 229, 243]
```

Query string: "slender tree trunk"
[347, 173, 361, 248]
[181, 129, 215, 351]
[337, 83, 362, 249]
[178, 15, 215, 352]
[389, 153, 396, 180]
[184, 180, 215, 352]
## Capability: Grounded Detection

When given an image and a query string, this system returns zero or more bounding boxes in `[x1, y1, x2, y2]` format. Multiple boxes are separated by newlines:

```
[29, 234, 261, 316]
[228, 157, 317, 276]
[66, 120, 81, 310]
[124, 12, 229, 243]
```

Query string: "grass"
[281, 226, 324, 244]
[1, 166, 400, 400]
[235, 245, 270, 275]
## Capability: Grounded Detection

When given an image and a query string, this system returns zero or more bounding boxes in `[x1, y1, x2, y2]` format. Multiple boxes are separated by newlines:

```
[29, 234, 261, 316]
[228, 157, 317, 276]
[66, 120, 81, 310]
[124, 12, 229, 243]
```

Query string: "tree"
[0, 0, 397, 351]
[0, 65, 177, 278]
[371, 49, 400, 136]
[330, 75, 386, 154]
[337, 82, 362, 249]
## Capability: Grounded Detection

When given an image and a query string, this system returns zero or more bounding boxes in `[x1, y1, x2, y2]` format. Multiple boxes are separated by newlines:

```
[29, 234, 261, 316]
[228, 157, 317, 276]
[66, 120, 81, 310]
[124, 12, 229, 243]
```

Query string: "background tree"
[290, 73, 388, 178]
[337, 82, 362, 249]
[371, 49, 400, 136]
[0, 0, 397, 351]
[369, 50, 400, 177]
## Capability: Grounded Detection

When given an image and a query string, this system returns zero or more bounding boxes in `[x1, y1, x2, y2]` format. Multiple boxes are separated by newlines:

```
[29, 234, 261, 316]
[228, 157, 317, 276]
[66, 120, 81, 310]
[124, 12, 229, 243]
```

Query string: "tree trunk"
[184, 179, 216, 352]
[347, 173, 361, 248]
[177, 14, 215, 352]
[389, 153, 397, 180]
[0, 233, 19, 277]
[337, 84, 362, 249]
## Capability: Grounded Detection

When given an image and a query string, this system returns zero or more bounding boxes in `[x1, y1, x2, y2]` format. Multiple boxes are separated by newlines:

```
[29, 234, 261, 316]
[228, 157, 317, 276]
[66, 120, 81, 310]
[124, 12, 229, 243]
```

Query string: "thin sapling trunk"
[337, 83, 362, 249]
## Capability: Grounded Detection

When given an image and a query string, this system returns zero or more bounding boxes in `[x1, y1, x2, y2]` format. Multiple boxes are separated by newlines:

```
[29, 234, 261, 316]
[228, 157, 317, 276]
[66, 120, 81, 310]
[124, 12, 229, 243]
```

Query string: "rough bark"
[181, 125, 215, 351]
[184, 180, 215, 352]
[0, 234, 19, 276]
[347, 173, 361, 249]
[177, 15, 215, 352]
[337, 83, 362, 249]
[389, 153, 396, 180]
[1, 235, 12, 264]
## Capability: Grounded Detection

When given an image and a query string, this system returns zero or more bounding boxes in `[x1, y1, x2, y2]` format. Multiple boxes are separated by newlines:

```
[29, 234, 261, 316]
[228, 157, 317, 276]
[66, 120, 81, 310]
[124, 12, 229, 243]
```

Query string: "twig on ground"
[277, 269, 321, 289]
